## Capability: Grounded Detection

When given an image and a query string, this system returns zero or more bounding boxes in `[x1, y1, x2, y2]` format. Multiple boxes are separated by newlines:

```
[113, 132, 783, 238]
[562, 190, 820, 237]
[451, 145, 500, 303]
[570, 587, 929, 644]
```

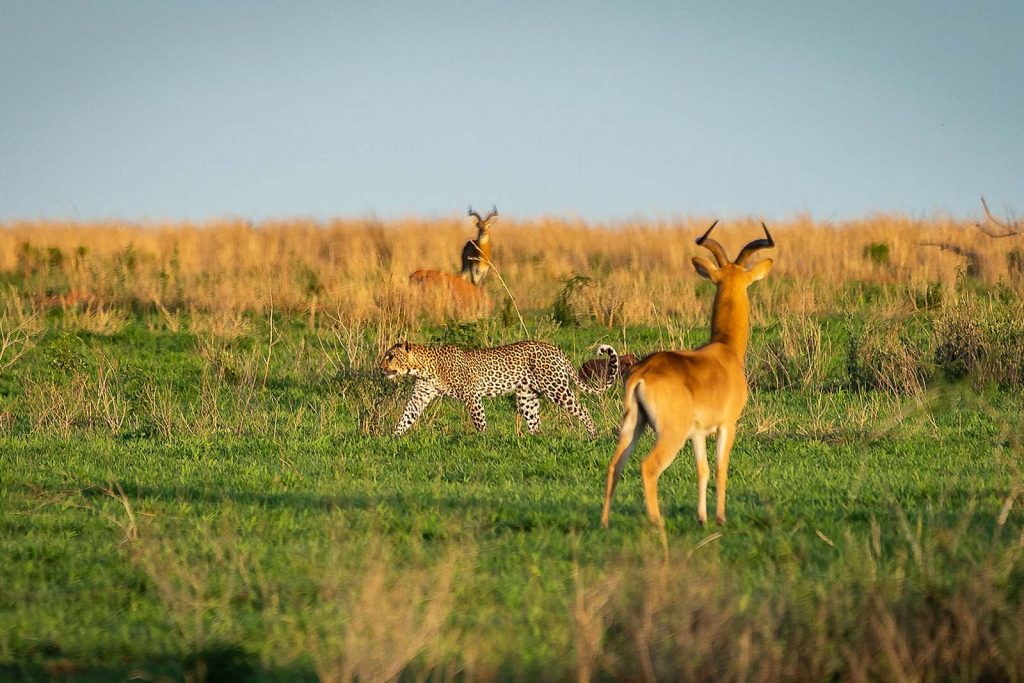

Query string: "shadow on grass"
[58, 481, 610, 532]
[0, 642, 310, 682]
[20, 476, 1011, 547]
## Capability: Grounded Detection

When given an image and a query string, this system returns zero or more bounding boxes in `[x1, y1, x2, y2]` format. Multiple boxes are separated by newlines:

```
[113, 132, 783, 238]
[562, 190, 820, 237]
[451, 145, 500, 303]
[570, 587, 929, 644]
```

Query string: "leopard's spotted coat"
[380, 341, 619, 436]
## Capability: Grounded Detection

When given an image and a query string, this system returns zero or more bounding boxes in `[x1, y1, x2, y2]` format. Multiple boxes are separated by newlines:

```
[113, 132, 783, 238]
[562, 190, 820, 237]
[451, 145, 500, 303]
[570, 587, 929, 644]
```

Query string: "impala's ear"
[746, 258, 774, 282]
[692, 257, 721, 282]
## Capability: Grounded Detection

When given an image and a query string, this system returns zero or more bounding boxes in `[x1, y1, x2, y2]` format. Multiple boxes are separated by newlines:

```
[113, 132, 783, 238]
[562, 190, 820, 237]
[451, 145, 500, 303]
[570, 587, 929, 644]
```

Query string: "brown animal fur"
[580, 353, 638, 386]
[408, 269, 490, 308]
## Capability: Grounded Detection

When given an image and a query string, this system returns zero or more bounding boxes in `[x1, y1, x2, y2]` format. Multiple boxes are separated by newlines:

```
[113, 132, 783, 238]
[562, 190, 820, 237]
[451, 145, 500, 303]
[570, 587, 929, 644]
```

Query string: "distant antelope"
[461, 206, 498, 285]
[408, 268, 489, 308]
[409, 206, 498, 309]
[601, 222, 775, 528]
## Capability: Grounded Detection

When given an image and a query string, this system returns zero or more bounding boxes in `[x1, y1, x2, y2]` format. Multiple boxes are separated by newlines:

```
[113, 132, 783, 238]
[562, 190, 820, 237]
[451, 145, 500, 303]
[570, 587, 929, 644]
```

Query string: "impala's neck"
[709, 284, 751, 359]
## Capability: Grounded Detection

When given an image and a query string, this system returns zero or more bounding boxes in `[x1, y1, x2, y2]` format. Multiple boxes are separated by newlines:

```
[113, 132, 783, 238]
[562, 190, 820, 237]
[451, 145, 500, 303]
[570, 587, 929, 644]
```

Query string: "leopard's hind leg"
[534, 375, 597, 437]
[515, 390, 541, 434]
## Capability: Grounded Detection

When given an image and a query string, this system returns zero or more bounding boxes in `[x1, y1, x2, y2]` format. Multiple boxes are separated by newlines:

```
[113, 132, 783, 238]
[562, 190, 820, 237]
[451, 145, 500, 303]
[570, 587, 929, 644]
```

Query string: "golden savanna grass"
[3, 213, 1020, 326]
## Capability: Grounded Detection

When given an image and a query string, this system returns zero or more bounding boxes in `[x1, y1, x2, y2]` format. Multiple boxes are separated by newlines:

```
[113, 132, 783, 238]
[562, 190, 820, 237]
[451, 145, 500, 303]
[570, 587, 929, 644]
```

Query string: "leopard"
[379, 340, 619, 437]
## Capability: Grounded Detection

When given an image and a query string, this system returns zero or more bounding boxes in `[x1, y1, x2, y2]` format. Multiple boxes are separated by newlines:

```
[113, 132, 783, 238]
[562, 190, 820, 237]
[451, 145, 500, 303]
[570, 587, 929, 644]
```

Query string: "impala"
[601, 221, 775, 528]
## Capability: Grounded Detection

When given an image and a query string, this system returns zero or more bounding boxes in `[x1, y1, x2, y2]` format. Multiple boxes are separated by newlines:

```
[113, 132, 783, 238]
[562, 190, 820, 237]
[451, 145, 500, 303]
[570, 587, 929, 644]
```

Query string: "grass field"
[2, 216, 1024, 680]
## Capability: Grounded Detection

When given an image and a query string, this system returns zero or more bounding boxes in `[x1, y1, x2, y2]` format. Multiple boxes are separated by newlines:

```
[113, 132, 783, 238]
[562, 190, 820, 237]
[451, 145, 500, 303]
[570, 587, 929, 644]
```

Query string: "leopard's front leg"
[464, 395, 488, 431]
[394, 381, 439, 436]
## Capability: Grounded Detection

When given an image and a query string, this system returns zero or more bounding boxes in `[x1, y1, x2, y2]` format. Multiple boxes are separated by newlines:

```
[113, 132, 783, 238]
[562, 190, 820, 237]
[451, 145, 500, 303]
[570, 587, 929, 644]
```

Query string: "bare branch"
[975, 196, 1021, 239]
[918, 242, 982, 277]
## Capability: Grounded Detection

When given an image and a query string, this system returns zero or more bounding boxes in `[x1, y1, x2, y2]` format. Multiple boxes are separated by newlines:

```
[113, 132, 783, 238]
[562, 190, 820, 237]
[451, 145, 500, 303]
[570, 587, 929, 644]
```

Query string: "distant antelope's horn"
[735, 223, 775, 267]
[468, 206, 483, 222]
[695, 220, 728, 267]
[484, 204, 498, 222]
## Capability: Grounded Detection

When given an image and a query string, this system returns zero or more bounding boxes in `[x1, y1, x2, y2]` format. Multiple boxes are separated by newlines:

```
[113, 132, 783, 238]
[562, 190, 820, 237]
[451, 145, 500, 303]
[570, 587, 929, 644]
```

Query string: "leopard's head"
[380, 341, 422, 380]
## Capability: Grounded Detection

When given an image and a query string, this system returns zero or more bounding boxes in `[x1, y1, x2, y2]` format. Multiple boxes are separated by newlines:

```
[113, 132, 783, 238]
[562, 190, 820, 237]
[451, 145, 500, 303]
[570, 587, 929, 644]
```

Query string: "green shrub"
[932, 297, 1024, 387]
[863, 242, 890, 265]
[752, 316, 834, 391]
[914, 282, 943, 310]
[846, 321, 928, 394]
[550, 274, 591, 327]
[429, 319, 488, 347]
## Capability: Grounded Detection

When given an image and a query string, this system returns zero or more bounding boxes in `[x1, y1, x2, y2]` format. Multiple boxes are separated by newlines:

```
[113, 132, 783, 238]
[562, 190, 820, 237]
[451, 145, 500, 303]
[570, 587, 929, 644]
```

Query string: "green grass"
[1, 311, 1023, 680]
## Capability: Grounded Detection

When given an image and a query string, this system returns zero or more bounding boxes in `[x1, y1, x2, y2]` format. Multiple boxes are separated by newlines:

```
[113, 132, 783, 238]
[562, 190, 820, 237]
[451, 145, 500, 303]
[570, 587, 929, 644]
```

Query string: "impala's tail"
[576, 344, 619, 395]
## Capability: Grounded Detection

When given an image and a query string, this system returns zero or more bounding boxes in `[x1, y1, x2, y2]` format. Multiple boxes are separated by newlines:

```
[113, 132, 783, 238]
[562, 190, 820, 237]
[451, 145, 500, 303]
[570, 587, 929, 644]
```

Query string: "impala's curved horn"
[468, 206, 483, 222]
[695, 220, 728, 267]
[484, 204, 498, 222]
[735, 223, 775, 267]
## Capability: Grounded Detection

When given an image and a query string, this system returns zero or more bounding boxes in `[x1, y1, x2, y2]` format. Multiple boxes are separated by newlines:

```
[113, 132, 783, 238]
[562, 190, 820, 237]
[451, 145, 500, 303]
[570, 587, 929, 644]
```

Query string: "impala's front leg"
[692, 434, 710, 526]
[714, 423, 737, 525]
[394, 381, 438, 436]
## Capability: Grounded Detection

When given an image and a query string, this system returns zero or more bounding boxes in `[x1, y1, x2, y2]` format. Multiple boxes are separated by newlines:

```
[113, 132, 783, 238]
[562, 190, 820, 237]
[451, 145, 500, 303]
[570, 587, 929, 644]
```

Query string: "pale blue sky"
[1, 2, 1021, 222]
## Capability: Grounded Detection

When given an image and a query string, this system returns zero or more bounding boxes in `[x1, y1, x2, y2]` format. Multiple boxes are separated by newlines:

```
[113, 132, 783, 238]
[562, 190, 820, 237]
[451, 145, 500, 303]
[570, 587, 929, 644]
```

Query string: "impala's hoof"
[716, 515, 727, 526]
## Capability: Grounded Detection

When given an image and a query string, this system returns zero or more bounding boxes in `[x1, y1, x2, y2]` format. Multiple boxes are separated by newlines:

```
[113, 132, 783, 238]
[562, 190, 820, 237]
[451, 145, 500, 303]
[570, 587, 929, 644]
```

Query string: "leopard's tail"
[576, 344, 619, 395]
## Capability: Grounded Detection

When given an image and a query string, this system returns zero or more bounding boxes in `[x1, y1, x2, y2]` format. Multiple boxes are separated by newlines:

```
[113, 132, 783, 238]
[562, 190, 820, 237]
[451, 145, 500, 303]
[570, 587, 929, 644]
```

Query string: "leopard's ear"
[402, 341, 411, 352]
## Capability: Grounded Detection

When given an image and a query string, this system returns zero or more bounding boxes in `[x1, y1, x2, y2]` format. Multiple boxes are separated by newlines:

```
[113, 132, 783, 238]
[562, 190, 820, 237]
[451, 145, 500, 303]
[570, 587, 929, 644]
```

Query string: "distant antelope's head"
[468, 205, 499, 240]
[461, 205, 499, 285]
[691, 220, 775, 289]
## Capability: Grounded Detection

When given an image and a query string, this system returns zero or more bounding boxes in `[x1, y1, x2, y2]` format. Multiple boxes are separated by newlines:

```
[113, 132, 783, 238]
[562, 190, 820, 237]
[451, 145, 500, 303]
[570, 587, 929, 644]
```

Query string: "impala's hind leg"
[515, 390, 541, 434]
[640, 428, 689, 527]
[601, 402, 648, 528]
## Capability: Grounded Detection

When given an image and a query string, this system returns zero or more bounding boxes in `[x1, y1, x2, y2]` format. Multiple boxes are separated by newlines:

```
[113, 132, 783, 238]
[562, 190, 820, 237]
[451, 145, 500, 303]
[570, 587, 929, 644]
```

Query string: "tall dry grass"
[3, 213, 1020, 324]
